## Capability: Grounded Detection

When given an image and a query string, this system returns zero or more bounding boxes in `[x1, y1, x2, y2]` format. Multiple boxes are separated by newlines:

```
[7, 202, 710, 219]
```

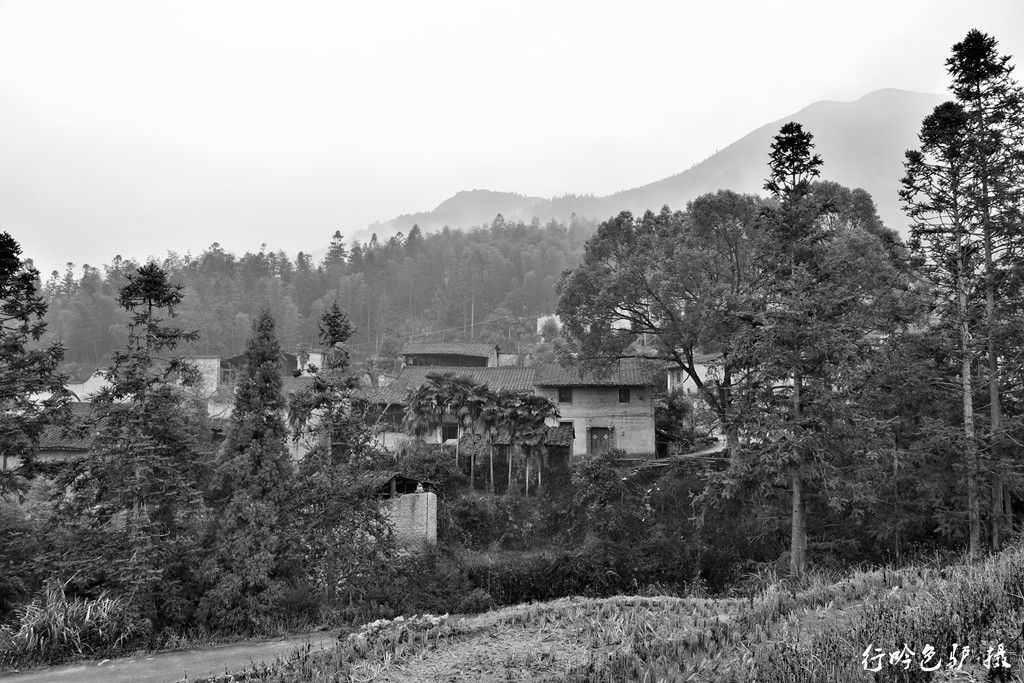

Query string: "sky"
[0, 0, 1021, 277]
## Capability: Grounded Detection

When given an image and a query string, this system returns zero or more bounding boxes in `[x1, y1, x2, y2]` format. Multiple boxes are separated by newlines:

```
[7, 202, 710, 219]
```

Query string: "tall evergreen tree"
[758, 122, 822, 577]
[903, 102, 985, 558]
[739, 123, 905, 576]
[0, 233, 69, 489]
[323, 230, 348, 270]
[57, 263, 207, 625]
[946, 30, 1024, 549]
[198, 307, 294, 631]
[288, 303, 391, 605]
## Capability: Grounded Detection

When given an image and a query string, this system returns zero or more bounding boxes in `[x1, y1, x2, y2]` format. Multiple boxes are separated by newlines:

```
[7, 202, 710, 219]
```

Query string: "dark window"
[560, 421, 575, 438]
[619, 388, 630, 403]
[441, 423, 459, 441]
[383, 405, 404, 429]
[558, 387, 572, 403]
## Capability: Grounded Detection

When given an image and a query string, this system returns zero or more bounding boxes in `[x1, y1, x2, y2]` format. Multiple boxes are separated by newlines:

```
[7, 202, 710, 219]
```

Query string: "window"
[619, 388, 630, 403]
[441, 423, 459, 441]
[558, 387, 572, 404]
[560, 421, 575, 438]
[383, 405, 404, 429]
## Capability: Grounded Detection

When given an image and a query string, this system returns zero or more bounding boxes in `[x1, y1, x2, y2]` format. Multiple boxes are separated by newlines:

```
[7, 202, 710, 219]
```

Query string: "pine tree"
[57, 263, 207, 625]
[198, 307, 295, 632]
[741, 123, 905, 576]
[288, 303, 391, 605]
[946, 30, 1024, 549]
[0, 233, 70, 489]
[323, 230, 348, 270]
[760, 122, 823, 578]
[902, 102, 985, 559]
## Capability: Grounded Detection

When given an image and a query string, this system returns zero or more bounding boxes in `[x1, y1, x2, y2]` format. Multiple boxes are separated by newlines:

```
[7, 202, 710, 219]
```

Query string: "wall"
[666, 361, 714, 395]
[2, 450, 85, 471]
[385, 492, 437, 550]
[66, 372, 110, 401]
[534, 385, 655, 459]
[375, 430, 449, 454]
[191, 357, 222, 398]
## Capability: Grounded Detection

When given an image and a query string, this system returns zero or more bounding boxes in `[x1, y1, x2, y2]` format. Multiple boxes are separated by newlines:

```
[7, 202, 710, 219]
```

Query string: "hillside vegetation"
[201, 543, 1024, 682]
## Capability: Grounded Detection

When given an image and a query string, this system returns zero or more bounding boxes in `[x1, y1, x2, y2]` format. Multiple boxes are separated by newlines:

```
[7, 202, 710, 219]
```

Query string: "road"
[0, 630, 339, 683]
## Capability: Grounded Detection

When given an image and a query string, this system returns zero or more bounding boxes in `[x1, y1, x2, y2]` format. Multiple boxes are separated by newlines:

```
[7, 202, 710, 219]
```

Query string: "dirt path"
[0, 630, 339, 683]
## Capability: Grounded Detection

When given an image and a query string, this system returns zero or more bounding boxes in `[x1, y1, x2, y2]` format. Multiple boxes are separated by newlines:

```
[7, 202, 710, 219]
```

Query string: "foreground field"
[201, 545, 1024, 681]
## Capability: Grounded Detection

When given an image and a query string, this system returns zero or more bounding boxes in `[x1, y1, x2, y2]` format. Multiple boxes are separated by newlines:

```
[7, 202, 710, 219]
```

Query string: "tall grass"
[0, 579, 151, 667]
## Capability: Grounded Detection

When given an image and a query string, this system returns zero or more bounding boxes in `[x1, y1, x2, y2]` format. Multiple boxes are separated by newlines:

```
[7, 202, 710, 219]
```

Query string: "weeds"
[0, 578, 151, 667]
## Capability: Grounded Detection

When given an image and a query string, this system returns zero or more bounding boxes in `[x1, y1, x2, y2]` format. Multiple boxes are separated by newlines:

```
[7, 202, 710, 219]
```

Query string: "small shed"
[353, 470, 437, 550]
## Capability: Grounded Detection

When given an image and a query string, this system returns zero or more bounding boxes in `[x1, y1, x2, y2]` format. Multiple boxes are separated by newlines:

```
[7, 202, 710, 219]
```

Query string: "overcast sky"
[1, 0, 1021, 277]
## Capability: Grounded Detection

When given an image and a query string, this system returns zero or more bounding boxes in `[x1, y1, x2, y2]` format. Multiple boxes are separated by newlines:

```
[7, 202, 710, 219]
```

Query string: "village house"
[533, 360, 656, 459]
[664, 352, 720, 395]
[369, 342, 657, 460]
[366, 365, 537, 451]
[0, 402, 95, 472]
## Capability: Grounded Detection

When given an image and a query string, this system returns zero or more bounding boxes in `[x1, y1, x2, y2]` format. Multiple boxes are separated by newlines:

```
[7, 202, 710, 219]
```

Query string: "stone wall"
[385, 491, 437, 550]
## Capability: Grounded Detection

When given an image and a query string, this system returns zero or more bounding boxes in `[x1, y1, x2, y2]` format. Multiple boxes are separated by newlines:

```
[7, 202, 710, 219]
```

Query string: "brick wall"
[385, 492, 437, 550]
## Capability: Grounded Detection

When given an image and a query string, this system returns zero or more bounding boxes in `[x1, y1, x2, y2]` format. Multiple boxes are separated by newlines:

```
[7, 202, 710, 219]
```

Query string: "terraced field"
[198, 546, 1024, 682]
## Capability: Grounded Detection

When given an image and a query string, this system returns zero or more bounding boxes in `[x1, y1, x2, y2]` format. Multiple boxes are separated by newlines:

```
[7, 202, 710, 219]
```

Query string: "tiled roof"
[37, 402, 95, 451]
[365, 366, 537, 405]
[399, 343, 496, 358]
[280, 375, 317, 394]
[534, 359, 656, 387]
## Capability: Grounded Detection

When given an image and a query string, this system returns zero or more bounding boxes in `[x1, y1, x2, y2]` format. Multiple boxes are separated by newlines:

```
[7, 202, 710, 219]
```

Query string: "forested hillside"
[39, 214, 595, 370]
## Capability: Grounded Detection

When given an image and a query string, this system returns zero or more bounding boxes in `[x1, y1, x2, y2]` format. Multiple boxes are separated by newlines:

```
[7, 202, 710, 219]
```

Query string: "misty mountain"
[357, 190, 545, 243]
[357, 89, 944, 242]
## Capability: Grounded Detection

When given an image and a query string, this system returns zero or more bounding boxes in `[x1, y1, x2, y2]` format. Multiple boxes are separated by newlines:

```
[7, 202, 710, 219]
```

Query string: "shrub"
[461, 542, 694, 606]
[0, 479, 58, 617]
[392, 441, 467, 501]
[0, 579, 152, 667]
[275, 581, 324, 627]
[564, 449, 650, 544]
[447, 494, 547, 550]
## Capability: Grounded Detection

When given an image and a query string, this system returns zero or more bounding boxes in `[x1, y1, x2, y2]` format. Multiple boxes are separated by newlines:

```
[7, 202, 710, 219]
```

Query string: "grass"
[188, 541, 1024, 682]
[0, 579, 152, 668]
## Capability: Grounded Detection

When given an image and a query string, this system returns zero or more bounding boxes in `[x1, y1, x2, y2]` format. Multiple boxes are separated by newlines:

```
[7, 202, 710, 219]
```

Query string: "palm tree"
[471, 386, 506, 494]
[402, 371, 454, 454]
[444, 374, 479, 485]
[515, 394, 559, 496]
[496, 391, 558, 496]
[495, 391, 521, 496]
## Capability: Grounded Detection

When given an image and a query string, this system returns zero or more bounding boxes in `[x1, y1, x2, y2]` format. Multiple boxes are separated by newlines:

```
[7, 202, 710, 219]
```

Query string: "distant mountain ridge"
[354, 89, 945, 244]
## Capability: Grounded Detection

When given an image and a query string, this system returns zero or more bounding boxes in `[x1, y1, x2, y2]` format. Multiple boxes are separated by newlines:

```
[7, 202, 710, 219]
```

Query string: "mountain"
[360, 89, 945, 240]
[356, 190, 546, 243]
[609, 88, 945, 233]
